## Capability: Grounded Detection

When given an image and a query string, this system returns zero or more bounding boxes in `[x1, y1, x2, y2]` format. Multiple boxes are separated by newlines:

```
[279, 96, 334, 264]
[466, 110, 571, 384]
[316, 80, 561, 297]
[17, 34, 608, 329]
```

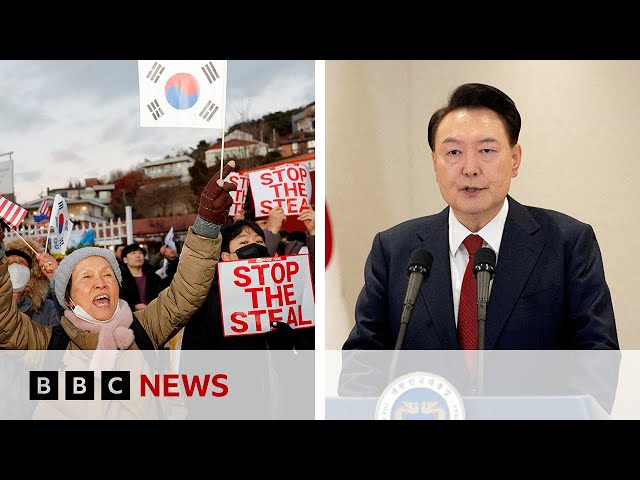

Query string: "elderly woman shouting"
[0, 162, 236, 351]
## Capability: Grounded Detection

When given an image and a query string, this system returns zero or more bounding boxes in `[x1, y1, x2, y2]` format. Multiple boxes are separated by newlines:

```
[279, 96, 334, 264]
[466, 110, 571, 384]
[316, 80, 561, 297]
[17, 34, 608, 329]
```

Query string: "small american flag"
[0, 196, 28, 229]
[35, 199, 51, 227]
[38, 198, 52, 217]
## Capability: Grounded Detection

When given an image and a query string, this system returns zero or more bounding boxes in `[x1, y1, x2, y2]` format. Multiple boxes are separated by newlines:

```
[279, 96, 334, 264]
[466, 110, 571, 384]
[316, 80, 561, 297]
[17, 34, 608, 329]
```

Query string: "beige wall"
[325, 60, 640, 349]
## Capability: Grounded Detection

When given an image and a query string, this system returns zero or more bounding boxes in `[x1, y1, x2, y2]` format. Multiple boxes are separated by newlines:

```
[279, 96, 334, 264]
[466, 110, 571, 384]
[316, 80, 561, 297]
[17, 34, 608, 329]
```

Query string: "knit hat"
[51, 247, 123, 308]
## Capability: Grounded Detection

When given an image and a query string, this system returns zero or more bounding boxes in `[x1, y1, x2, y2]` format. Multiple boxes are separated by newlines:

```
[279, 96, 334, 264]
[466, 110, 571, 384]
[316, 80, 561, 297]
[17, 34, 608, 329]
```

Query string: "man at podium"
[338, 83, 619, 415]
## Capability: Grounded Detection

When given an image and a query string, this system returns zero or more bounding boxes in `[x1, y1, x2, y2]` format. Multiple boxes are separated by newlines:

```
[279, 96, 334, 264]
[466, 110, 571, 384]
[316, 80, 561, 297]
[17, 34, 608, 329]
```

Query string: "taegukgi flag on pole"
[164, 226, 176, 250]
[49, 194, 74, 254]
[0, 196, 27, 229]
[138, 60, 227, 129]
[156, 227, 176, 279]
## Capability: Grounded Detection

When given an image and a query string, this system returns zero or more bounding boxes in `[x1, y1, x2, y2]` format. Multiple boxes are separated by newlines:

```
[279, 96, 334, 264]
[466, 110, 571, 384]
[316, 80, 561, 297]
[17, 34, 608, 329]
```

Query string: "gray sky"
[0, 60, 315, 204]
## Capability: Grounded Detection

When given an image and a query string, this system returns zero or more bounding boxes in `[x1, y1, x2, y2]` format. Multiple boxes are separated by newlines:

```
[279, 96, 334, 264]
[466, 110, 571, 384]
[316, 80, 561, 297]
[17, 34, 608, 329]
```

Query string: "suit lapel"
[416, 209, 458, 349]
[484, 197, 545, 349]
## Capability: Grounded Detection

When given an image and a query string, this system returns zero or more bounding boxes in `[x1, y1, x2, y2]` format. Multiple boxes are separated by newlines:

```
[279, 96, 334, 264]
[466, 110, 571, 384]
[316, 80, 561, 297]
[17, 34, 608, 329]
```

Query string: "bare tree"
[108, 169, 126, 183]
[136, 179, 197, 217]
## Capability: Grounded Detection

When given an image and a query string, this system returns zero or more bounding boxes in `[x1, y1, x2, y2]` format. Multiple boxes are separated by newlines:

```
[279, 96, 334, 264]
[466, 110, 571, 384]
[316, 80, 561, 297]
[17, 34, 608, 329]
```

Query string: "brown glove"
[198, 160, 238, 224]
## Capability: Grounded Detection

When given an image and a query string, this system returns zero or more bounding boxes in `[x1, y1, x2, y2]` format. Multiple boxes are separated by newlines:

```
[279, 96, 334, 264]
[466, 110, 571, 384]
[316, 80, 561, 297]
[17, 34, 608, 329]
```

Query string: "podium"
[325, 395, 610, 420]
[332, 349, 620, 419]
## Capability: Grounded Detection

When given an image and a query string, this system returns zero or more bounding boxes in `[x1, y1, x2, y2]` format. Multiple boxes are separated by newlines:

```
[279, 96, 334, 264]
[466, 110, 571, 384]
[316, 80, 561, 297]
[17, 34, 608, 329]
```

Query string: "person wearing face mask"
[4, 239, 60, 327]
[181, 219, 283, 350]
[0, 161, 237, 351]
[235, 205, 316, 273]
[179, 219, 315, 419]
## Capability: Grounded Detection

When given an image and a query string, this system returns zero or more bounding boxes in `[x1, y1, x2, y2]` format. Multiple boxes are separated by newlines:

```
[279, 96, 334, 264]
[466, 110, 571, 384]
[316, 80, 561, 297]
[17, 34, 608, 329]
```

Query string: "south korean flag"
[138, 60, 227, 129]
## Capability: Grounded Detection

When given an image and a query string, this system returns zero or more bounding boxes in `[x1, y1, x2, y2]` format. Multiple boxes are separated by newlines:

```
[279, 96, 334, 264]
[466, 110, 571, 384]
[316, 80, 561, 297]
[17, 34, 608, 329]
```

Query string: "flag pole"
[45, 221, 52, 254]
[219, 61, 228, 181]
[14, 230, 38, 256]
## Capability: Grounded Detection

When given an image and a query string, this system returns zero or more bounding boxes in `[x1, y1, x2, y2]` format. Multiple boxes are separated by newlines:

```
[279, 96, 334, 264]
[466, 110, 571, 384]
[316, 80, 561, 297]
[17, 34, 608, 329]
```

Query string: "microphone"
[473, 247, 496, 350]
[395, 249, 433, 350]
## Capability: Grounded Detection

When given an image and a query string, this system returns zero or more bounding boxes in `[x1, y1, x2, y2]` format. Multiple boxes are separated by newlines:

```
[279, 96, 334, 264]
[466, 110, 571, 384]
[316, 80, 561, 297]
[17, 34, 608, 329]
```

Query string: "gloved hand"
[198, 160, 238, 224]
[264, 321, 295, 350]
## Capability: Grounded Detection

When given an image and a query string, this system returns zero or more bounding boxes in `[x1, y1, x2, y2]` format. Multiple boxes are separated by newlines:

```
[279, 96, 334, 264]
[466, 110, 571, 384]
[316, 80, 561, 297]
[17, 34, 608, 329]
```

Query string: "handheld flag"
[48, 194, 74, 255]
[138, 60, 227, 129]
[0, 196, 27, 229]
[38, 198, 52, 217]
[34, 198, 51, 228]
[164, 226, 176, 250]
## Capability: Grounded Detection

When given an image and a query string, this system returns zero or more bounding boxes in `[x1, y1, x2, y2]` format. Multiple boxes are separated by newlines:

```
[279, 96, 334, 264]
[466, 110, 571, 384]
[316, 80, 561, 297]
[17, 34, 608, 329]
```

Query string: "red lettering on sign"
[287, 304, 313, 327]
[260, 171, 273, 186]
[268, 308, 283, 323]
[233, 265, 251, 287]
[230, 312, 249, 333]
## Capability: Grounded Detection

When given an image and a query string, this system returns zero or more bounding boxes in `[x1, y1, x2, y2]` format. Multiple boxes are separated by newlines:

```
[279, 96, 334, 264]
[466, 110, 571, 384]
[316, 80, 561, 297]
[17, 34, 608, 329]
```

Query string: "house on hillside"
[141, 155, 194, 183]
[205, 130, 269, 167]
[279, 131, 315, 157]
[292, 103, 315, 133]
[20, 178, 116, 228]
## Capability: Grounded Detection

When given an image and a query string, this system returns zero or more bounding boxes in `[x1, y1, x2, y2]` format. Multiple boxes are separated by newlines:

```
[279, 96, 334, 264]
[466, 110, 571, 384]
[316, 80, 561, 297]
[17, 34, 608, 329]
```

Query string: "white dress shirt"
[449, 197, 509, 325]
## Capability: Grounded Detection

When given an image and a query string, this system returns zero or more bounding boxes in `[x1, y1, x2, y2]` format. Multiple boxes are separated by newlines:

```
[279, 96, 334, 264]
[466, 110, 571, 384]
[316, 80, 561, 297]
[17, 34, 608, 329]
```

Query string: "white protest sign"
[218, 254, 315, 337]
[225, 171, 249, 217]
[247, 163, 312, 217]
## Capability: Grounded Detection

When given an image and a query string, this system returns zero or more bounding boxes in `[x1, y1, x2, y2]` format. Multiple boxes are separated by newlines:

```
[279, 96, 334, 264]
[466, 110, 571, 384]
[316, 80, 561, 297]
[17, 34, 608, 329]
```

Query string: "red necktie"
[457, 234, 484, 350]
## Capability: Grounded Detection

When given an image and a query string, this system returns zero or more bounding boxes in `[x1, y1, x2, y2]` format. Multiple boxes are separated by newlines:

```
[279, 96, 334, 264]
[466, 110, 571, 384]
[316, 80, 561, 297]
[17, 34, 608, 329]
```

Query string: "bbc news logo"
[30, 371, 131, 400]
[29, 371, 229, 400]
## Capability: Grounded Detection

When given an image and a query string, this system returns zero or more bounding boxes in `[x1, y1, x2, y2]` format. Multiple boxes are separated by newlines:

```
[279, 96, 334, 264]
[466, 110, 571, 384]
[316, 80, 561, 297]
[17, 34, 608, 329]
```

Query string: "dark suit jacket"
[343, 196, 619, 351]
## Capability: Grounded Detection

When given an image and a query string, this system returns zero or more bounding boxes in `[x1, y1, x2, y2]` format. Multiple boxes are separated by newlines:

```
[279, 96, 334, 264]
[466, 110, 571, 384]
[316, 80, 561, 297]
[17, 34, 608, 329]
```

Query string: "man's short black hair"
[221, 220, 265, 253]
[427, 83, 521, 151]
[121, 243, 145, 259]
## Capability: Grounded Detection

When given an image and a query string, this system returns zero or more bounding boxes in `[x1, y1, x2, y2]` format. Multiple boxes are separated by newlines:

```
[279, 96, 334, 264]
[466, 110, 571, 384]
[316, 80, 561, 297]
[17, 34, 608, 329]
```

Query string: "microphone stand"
[474, 263, 493, 396]
[388, 252, 432, 385]
[389, 302, 415, 385]
[476, 296, 488, 396]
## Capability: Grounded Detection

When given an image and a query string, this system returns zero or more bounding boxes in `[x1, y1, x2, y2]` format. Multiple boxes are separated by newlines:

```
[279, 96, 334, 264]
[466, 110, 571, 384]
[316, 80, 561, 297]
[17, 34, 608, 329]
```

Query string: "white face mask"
[70, 299, 120, 324]
[8, 264, 31, 292]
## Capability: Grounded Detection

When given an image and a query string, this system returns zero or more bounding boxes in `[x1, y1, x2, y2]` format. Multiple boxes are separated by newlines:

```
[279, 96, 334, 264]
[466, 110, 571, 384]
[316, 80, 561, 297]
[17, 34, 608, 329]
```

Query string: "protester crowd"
[0, 192, 316, 353]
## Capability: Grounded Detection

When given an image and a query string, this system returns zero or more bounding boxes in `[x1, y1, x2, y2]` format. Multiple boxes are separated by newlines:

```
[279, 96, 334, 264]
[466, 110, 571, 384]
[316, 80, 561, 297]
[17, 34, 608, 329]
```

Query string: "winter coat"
[16, 295, 60, 327]
[120, 261, 163, 312]
[0, 227, 221, 350]
[4, 238, 62, 327]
